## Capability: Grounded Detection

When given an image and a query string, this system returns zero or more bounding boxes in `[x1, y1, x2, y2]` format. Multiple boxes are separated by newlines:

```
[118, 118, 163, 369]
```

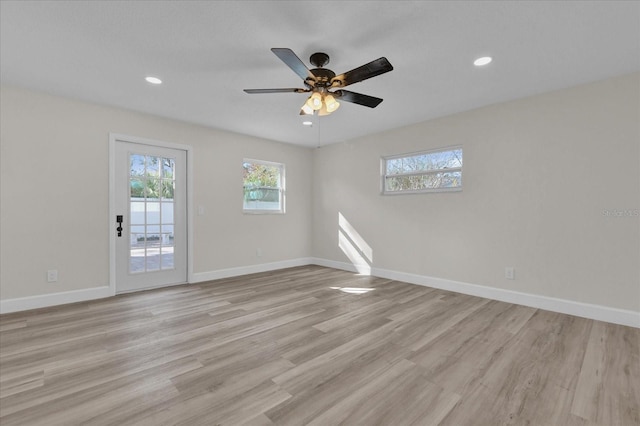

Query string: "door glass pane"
[130, 225, 145, 235]
[161, 202, 174, 224]
[130, 178, 144, 198]
[129, 153, 177, 273]
[130, 202, 145, 224]
[146, 202, 160, 225]
[162, 158, 175, 178]
[160, 233, 174, 270]
[129, 226, 145, 274]
[161, 179, 174, 200]
[146, 156, 160, 178]
[130, 154, 145, 177]
[145, 246, 160, 271]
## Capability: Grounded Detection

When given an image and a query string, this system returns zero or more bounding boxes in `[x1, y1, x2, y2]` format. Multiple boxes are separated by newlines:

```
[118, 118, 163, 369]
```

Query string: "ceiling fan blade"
[271, 48, 316, 82]
[244, 88, 307, 94]
[331, 57, 393, 88]
[334, 90, 383, 108]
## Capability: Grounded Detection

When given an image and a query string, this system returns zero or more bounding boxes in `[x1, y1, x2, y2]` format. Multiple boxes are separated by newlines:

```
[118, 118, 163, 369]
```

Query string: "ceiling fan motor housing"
[308, 52, 334, 88]
[310, 68, 336, 88]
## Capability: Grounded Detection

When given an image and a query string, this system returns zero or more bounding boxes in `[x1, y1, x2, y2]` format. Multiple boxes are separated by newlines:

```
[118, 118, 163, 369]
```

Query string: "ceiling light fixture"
[245, 49, 391, 116]
[306, 92, 323, 111]
[145, 76, 162, 85]
[300, 91, 341, 116]
[300, 103, 314, 115]
[302, 121, 313, 126]
[324, 94, 340, 113]
[473, 56, 492, 67]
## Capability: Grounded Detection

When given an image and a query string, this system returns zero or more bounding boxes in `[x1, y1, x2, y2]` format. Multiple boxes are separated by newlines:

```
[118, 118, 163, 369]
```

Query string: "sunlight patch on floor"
[329, 286, 375, 295]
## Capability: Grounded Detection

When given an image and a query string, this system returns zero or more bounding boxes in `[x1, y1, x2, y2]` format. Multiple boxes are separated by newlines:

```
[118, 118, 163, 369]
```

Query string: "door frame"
[109, 133, 194, 295]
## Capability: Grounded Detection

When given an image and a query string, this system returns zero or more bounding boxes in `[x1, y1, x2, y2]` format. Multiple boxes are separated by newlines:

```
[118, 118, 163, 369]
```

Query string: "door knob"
[116, 215, 123, 237]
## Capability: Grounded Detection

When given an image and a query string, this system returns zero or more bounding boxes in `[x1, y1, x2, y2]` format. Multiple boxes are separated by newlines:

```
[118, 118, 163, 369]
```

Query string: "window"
[382, 146, 463, 194]
[243, 159, 285, 213]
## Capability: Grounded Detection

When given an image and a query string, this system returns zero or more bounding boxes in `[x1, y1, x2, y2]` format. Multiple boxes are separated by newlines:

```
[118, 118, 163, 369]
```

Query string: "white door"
[114, 140, 187, 293]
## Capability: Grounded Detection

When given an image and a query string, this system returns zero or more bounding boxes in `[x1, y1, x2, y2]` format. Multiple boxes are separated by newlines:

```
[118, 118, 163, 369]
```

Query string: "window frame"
[242, 158, 286, 214]
[380, 145, 463, 195]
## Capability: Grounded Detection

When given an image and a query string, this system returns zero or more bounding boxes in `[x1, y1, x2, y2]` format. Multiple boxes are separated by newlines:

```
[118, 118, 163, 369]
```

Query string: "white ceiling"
[1, 1, 639, 147]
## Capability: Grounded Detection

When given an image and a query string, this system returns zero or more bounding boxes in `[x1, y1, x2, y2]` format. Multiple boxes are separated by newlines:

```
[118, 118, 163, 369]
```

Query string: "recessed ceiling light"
[302, 121, 313, 126]
[145, 76, 162, 85]
[474, 56, 492, 67]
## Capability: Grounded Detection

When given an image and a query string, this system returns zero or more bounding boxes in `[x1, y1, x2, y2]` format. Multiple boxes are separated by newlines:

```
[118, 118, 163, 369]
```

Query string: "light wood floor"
[1, 266, 638, 425]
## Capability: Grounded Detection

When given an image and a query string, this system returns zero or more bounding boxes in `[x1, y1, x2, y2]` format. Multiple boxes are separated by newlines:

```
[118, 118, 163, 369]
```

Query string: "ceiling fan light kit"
[307, 91, 323, 111]
[244, 48, 393, 116]
[300, 91, 340, 116]
[324, 94, 339, 112]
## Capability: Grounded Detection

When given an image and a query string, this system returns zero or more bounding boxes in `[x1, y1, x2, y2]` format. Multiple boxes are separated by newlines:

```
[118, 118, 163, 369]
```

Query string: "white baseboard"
[310, 257, 640, 328]
[3, 258, 638, 329]
[312, 257, 360, 274]
[1, 258, 313, 315]
[0, 286, 113, 315]
[191, 258, 314, 283]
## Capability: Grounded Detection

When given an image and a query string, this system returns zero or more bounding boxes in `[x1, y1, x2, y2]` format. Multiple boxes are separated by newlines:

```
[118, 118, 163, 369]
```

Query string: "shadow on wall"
[338, 212, 373, 276]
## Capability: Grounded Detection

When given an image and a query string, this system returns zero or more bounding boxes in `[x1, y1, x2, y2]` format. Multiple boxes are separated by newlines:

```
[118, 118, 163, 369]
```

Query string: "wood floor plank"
[265, 342, 413, 425]
[571, 321, 640, 425]
[312, 297, 394, 333]
[1, 265, 638, 425]
[0, 370, 44, 399]
[0, 356, 196, 425]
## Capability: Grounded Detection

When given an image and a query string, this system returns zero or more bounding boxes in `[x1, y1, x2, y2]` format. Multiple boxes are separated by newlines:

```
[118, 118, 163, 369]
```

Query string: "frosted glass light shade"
[306, 92, 323, 110]
[324, 94, 340, 113]
[300, 103, 314, 115]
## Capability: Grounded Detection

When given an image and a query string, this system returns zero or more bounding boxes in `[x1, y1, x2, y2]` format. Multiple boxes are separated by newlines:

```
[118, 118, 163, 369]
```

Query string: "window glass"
[243, 159, 285, 213]
[382, 147, 462, 194]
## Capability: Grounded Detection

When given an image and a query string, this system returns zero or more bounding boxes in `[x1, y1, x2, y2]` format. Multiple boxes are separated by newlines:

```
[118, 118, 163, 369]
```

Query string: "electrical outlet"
[505, 267, 515, 280]
[47, 270, 58, 282]
[256, 248, 262, 257]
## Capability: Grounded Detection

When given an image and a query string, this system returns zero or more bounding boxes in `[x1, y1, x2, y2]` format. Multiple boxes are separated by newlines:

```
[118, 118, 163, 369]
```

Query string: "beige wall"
[2, 73, 639, 314]
[312, 73, 640, 312]
[0, 85, 313, 300]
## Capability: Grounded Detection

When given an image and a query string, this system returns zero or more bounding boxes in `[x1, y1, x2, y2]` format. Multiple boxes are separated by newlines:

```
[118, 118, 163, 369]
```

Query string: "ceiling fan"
[244, 48, 393, 116]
